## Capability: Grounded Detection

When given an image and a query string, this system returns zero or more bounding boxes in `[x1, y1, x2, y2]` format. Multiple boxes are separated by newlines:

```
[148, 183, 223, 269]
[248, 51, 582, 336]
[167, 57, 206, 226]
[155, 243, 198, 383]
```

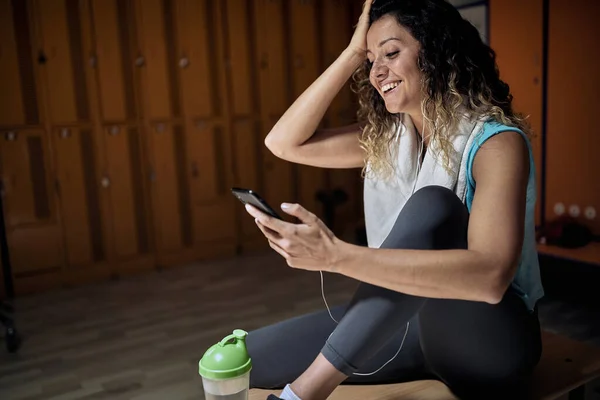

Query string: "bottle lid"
[199, 329, 252, 380]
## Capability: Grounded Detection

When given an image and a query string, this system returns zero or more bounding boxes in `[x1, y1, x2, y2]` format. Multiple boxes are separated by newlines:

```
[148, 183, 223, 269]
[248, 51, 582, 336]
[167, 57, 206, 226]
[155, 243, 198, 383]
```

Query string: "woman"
[243, 0, 544, 399]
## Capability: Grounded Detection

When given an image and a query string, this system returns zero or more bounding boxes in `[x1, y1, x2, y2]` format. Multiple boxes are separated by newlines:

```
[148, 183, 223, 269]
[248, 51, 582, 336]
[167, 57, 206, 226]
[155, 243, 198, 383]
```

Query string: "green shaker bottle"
[199, 329, 252, 400]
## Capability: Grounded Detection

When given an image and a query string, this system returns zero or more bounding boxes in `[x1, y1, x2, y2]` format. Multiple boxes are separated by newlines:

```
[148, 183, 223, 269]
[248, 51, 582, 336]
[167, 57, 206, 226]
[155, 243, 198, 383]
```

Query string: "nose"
[370, 60, 388, 80]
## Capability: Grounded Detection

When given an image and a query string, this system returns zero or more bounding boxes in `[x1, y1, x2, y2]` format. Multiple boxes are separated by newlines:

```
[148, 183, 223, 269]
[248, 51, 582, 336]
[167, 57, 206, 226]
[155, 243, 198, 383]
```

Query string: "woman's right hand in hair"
[347, 0, 374, 58]
[263, 2, 371, 170]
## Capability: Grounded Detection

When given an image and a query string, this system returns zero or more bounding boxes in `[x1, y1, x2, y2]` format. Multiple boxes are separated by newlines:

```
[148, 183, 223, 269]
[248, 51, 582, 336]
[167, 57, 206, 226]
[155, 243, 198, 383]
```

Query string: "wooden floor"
[2, 250, 600, 399]
[0, 252, 359, 400]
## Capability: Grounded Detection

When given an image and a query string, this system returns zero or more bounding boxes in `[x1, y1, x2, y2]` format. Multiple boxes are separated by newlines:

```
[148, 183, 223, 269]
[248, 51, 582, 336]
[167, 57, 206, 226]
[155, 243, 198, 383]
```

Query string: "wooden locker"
[0, 0, 41, 127]
[321, 0, 362, 234]
[173, 0, 218, 118]
[288, 0, 328, 218]
[131, 0, 197, 265]
[35, 0, 91, 124]
[173, 0, 237, 255]
[83, 0, 155, 275]
[186, 120, 237, 245]
[90, 0, 138, 123]
[134, 0, 178, 121]
[146, 122, 192, 256]
[103, 125, 150, 259]
[223, 0, 264, 246]
[490, 0, 544, 227]
[0, 129, 63, 292]
[53, 127, 105, 267]
[253, 0, 295, 221]
[545, 0, 600, 233]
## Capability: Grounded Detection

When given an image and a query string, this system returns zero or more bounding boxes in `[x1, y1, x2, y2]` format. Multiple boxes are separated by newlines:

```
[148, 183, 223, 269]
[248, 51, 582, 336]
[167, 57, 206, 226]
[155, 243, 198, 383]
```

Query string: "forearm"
[332, 242, 510, 304]
[265, 49, 364, 150]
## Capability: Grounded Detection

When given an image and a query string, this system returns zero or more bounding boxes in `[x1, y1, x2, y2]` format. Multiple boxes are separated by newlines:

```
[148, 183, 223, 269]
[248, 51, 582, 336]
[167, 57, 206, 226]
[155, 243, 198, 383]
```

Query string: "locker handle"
[191, 162, 199, 178]
[4, 131, 17, 141]
[194, 119, 207, 129]
[60, 128, 71, 139]
[37, 50, 47, 65]
[135, 56, 145, 67]
[101, 176, 111, 188]
[260, 53, 268, 69]
[179, 57, 190, 68]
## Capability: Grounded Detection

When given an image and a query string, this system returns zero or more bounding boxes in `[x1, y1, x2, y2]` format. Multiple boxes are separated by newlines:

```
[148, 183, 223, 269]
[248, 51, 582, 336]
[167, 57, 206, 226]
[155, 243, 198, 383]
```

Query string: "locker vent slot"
[27, 136, 50, 220]
[80, 129, 105, 261]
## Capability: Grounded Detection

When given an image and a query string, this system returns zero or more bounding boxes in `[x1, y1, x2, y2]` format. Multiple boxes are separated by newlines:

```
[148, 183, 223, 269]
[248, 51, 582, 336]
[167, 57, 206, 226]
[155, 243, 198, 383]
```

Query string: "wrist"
[329, 238, 358, 274]
[341, 47, 367, 69]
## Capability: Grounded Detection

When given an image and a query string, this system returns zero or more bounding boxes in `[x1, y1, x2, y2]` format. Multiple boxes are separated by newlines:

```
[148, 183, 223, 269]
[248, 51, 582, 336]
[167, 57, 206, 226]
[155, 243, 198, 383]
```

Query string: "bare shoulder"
[472, 130, 530, 183]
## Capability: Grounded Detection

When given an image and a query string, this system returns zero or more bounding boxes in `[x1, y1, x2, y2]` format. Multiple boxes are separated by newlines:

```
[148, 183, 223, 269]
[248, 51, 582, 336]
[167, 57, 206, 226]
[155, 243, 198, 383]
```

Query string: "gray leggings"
[247, 186, 542, 399]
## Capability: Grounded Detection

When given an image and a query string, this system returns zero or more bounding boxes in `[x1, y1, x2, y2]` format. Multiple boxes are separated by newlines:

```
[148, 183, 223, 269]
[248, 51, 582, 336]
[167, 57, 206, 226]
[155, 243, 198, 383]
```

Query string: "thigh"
[247, 305, 344, 389]
[419, 290, 542, 399]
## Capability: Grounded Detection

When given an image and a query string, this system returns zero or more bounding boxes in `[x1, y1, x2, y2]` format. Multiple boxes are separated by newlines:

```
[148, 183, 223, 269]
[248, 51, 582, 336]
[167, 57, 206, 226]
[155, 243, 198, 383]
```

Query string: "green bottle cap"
[199, 329, 252, 380]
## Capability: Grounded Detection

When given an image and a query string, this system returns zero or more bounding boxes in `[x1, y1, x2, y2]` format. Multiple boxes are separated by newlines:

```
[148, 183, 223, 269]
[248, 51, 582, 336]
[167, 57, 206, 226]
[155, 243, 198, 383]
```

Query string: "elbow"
[481, 264, 516, 305]
[264, 134, 286, 159]
[483, 286, 505, 305]
[264, 134, 275, 153]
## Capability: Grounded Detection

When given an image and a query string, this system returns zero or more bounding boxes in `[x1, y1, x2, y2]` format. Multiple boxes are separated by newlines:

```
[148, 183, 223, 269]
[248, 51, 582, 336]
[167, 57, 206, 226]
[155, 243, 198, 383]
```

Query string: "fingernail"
[281, 203, 290, 209]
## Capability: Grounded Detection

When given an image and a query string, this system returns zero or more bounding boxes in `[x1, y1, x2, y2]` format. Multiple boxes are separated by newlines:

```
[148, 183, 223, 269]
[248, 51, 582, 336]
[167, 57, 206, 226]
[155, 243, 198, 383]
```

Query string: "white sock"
[279, 384, 302, 400]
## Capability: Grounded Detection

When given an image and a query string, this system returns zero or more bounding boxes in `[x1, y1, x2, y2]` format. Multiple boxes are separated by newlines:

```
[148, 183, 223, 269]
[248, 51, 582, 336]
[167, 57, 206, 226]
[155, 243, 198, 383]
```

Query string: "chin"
[384, 103, 406, 114]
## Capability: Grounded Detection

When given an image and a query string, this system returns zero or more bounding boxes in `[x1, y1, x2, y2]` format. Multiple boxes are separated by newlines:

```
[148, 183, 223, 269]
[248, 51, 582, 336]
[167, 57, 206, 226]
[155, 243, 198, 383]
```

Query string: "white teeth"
[382, 81, 400, 93]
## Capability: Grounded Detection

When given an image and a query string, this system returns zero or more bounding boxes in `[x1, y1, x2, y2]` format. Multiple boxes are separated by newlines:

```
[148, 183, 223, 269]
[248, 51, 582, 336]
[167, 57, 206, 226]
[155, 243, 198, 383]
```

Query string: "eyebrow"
[366, 37, 403, 54]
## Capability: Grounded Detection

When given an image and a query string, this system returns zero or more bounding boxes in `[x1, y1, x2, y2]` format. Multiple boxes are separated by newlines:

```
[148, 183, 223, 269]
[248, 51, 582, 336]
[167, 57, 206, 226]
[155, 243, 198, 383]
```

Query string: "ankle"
[280, 384, 302, 400]
[289, 355, 347, 400]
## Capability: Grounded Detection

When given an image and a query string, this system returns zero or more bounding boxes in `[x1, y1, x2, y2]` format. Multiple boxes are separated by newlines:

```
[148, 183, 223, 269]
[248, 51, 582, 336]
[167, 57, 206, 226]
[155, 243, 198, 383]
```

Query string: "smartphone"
[231, 187, 283, 220]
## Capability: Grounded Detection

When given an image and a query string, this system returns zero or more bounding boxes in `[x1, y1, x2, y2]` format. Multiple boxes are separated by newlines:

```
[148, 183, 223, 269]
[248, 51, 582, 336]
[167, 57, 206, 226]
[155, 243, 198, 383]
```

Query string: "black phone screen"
[231, 188, 282, 220]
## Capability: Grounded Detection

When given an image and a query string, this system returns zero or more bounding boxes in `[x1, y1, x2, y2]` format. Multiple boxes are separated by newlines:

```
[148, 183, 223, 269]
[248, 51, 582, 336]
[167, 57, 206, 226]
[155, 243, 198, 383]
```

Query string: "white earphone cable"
[320, 270, 339, 324]
[318, 128, 424, 376]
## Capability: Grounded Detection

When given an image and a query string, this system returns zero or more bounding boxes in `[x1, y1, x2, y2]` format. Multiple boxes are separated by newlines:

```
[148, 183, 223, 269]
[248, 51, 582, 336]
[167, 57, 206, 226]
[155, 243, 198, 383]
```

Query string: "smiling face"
[366, 14, 423, 116]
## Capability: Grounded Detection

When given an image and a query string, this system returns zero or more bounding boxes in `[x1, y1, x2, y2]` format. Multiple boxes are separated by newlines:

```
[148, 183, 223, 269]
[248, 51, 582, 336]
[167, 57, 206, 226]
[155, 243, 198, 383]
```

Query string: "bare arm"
[265, 49, 366, 169]
[331, 131, 530, 304]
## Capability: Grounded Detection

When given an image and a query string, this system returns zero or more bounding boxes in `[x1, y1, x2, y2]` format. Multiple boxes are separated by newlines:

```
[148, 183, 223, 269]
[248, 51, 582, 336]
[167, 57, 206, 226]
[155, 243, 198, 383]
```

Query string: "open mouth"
[382, 81, 401, 95]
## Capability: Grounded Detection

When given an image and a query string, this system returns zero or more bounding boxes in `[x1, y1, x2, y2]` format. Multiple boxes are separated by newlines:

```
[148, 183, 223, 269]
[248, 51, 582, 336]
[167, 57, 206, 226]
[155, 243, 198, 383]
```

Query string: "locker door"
[322, 0, 361, 234]
[135, 0, 177, 121]
[223, 0, 264, 244]
[174, 0, 217, 119]
[289, 0, 327, 217]
[0, 130, 63, 280]
[90, 0, 138, 122]
[53, 127, 105, 266]
[546, 0, 600, 232]
[490, 0, 543, 226]
[0, 0, 40, 127]
[35, 0, 91, 124]
[175, 0, 236, 253]
[147, 122, 192, 254]
[253, 0, 294, 218]
[103, 125, 150, 258]
[186, 120, 236, 244]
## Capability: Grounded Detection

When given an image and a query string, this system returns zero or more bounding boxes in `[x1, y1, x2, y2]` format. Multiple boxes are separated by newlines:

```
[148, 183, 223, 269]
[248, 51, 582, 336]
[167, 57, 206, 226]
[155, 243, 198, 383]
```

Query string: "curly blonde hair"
[352, 0, 531, 181]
